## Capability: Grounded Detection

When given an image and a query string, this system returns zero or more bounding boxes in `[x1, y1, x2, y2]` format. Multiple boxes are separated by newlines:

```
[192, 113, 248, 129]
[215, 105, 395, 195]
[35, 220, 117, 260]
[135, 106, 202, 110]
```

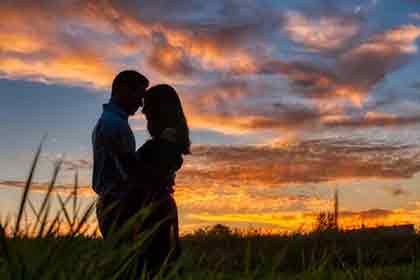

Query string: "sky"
[1, 0, 420, 234]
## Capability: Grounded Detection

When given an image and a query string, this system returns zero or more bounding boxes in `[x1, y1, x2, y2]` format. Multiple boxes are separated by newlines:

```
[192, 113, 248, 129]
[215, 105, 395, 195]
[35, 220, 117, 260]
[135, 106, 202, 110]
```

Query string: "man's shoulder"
[96, 111, 129, 135]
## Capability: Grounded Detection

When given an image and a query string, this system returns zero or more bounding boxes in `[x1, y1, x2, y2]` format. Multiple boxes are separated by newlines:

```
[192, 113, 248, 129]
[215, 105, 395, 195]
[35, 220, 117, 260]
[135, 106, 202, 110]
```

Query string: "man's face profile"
[126, 84, 147, 115]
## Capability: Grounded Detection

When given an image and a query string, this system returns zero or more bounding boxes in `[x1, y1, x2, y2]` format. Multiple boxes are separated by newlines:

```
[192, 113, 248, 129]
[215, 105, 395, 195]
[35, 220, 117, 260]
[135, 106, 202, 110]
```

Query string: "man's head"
[111, 70, 149, 116]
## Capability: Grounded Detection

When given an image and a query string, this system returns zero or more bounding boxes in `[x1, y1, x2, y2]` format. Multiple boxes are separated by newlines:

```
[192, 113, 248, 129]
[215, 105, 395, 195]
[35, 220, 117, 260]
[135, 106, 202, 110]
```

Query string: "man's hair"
[111, 70, 149, 97]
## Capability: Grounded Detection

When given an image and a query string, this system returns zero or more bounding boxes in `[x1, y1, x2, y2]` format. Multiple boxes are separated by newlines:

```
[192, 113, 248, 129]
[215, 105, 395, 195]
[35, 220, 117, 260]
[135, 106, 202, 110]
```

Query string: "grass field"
[1, 142, 419, 279]
[2, 226, 420, 279]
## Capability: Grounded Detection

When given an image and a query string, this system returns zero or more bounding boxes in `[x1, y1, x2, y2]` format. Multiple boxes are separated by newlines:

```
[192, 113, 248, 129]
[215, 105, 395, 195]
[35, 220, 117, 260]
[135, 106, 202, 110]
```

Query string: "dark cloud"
[323, 113, 420, 128]
[337, 25, 420, 91]
[412, 81, 420, 90]
[257, 60, 348, 100]
[177, 139, 420, 189]
[179, 78, 327, 133]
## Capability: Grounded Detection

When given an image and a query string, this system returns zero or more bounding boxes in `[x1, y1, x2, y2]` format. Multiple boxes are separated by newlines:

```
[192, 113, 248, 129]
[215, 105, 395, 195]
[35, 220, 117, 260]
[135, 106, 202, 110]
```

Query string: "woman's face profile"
[142, 102, 161, 137]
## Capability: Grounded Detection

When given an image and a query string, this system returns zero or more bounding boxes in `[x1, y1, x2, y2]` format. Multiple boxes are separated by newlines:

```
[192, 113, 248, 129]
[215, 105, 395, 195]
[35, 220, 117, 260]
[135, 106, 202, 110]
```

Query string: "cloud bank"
[0, 0, 419, 137]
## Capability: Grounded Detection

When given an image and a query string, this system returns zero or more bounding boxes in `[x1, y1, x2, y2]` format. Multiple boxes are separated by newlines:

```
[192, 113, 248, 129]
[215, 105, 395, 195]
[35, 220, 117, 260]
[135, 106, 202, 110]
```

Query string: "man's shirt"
[92, 101, 136, 198]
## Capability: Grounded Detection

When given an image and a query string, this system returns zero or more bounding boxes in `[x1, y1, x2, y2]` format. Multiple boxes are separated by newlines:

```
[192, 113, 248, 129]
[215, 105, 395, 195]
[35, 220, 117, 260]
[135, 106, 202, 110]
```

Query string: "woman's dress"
[129, 137, 184, 270]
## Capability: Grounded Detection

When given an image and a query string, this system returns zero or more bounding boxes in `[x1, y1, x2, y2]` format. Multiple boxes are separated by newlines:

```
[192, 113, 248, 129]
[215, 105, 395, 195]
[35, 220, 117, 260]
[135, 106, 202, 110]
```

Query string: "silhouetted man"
[92, 70, 149, 237]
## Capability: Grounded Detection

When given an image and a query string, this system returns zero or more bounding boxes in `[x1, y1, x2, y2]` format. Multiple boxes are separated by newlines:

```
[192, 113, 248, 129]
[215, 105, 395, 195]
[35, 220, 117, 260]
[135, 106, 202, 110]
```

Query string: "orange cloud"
[348, 25, 420, 55]
[0, 4, 118, 88]
[83, 1, 258, 76]
[6, 138, 419, 234]
[188, 212, 313, 232]
[0, 55, 115, 89]
[161, 27, 257, 74]
[0, 1, 260, 89]
[1, 1, 419, 139]
[0, 33, 45, 54]
[6, 138, 419, 218]
[175, 182, 328, 215]
[283, 11, 360, 51]
[177, 140, 420, 191]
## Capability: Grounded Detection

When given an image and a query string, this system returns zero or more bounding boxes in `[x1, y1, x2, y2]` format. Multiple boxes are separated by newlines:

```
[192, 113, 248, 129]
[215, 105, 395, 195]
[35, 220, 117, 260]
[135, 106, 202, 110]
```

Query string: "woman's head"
[142, 84, 191, 154]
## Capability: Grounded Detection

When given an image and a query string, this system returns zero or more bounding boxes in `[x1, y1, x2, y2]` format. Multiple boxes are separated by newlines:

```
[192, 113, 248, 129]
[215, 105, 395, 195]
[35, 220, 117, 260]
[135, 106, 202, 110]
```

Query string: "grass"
[1, 142, 420, 279]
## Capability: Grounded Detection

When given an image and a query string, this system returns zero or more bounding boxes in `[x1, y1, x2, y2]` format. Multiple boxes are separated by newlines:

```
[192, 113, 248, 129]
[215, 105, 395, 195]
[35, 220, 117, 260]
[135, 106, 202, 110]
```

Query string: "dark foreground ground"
[1, 224, 420, 280]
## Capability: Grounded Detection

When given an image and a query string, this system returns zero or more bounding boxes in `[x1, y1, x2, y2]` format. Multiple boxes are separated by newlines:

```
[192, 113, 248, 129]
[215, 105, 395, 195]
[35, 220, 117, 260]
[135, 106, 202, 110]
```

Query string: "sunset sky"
[1, 0, 420, 234]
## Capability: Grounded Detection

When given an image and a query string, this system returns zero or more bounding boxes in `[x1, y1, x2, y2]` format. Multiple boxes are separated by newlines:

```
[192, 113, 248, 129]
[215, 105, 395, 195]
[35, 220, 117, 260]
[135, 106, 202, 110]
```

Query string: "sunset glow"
[1, 0, 420, 235]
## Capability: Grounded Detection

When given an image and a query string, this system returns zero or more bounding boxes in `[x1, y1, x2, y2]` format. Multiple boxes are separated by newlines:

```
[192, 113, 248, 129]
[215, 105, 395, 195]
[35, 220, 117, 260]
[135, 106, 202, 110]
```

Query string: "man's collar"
[103, 101, 129, 120]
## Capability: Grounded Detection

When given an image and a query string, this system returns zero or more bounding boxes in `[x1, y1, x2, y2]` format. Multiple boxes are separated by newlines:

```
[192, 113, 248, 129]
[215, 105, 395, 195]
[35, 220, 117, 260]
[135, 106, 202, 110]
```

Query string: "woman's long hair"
[143, 84, 191, 155]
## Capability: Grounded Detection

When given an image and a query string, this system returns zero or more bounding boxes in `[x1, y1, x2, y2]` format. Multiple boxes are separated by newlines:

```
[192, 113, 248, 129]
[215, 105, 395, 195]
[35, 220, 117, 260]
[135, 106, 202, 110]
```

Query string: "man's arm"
[99, 123, 137, 181]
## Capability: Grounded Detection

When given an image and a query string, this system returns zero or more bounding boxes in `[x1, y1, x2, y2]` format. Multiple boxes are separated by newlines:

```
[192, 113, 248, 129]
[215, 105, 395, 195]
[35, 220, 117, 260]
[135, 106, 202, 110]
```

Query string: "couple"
[91, 70, 190, 275]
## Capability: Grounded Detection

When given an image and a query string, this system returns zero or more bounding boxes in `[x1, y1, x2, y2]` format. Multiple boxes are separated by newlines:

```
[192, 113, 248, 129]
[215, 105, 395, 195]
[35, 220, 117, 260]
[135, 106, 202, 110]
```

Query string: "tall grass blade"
[110, 216, 170, 280]
[36, 159, 62, 228]
[74, 204, 82, 226]
[14, 136, 45, 236]
[2, 214, 11, 237]
[107, 203, 157, 246]
[45, 213, 61, 237]
[23, 209, 30, 236]
[27, 198, 38, 218]
[72, 201, 96, 236]
[73, 169, 79, 225]
[37, 200, 52, 238]
[0, 223, 9, 260]
[56, 193, 73, 232]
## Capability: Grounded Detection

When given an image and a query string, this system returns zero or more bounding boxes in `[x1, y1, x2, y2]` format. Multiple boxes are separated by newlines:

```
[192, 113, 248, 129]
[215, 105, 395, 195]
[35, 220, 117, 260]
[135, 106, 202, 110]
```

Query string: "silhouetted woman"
[129, 84, 191, 275]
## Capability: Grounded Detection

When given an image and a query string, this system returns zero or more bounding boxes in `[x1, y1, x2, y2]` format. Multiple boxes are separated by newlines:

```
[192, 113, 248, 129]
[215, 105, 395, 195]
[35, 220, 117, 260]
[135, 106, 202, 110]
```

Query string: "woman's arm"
[133, 139, 183, 188]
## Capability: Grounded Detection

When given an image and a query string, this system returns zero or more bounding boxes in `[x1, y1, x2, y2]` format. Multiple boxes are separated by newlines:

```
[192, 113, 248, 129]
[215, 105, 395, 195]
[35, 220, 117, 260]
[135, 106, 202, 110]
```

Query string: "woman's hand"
[161, 128, 177, 142]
